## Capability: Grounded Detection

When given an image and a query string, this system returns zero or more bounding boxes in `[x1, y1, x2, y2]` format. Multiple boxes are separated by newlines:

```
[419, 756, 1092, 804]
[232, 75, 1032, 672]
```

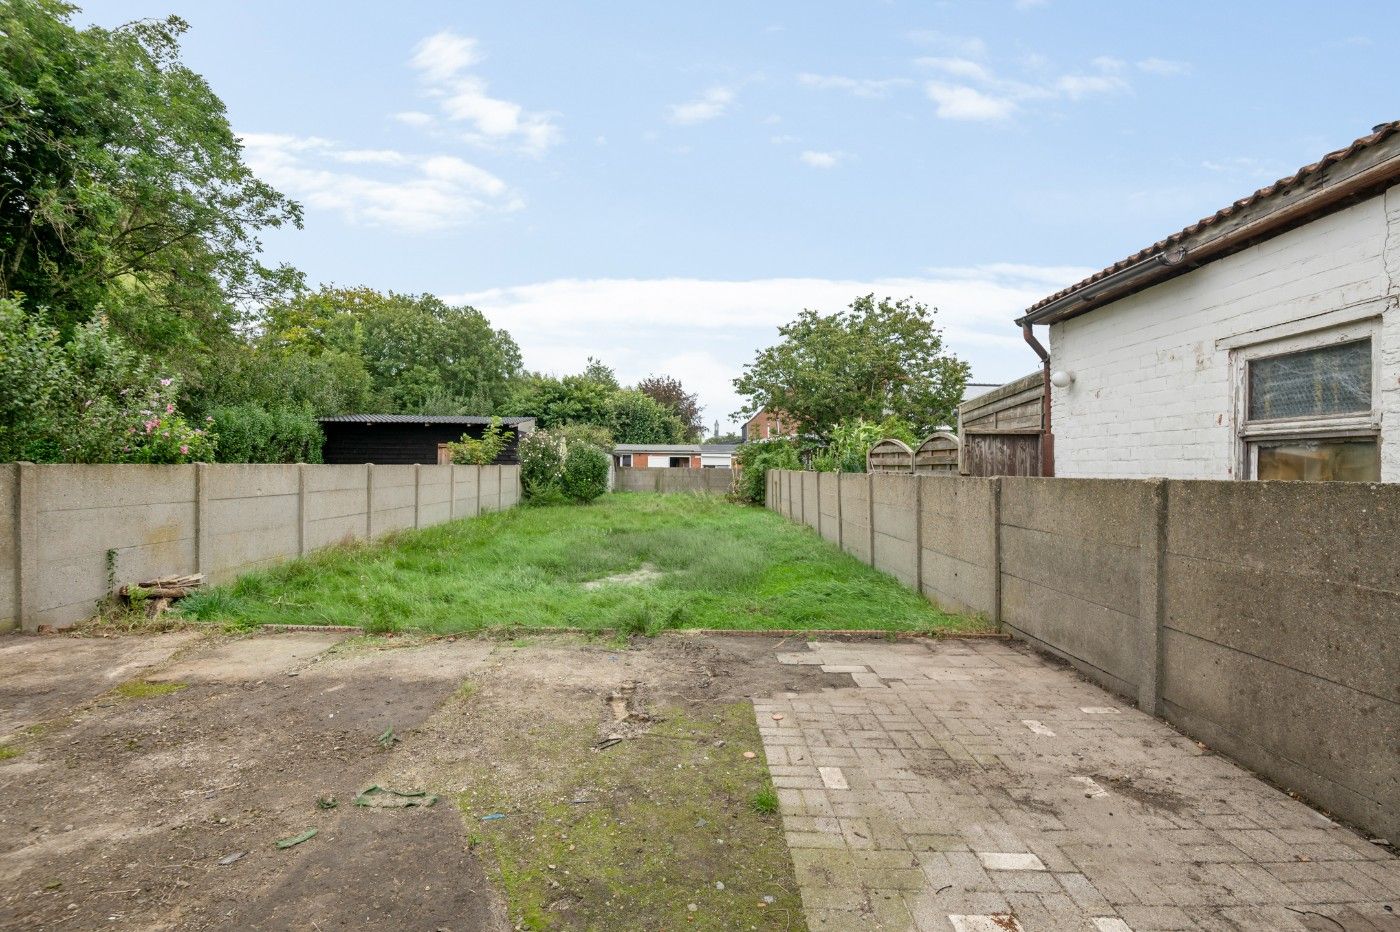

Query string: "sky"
[78, 0, 1400, 430]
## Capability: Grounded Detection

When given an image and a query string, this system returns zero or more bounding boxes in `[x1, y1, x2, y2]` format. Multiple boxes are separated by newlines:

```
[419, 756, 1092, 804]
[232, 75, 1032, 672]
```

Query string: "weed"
[112, 680, 187, 699]
[750, 788, 779, 815]
[0, 745, 20, 761]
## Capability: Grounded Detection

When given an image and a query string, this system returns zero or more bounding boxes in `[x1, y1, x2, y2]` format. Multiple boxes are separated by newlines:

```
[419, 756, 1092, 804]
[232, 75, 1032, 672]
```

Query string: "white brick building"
[1019, 122, 1400, 482]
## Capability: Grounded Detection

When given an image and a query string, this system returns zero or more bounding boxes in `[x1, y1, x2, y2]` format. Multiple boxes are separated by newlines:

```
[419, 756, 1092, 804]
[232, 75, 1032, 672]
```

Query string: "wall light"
[1050, 370, 1075, 388]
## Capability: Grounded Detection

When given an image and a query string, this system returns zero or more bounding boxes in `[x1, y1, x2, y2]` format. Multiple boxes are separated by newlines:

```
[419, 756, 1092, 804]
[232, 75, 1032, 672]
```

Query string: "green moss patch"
[111, 680, 187, 699]
[461, 701, 805, 930]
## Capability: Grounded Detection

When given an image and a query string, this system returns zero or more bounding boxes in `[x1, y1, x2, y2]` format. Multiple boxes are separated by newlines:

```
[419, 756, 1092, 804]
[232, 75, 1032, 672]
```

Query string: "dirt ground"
[0, 629, 837, 931]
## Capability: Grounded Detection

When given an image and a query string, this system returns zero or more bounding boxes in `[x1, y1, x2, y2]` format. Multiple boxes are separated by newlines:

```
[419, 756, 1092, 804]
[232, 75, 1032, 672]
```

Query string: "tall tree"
[733, 295, 969, 441]
[637, 374, 703, 441]
[0, 0, 303, 376]
[260, 286, 521, 413]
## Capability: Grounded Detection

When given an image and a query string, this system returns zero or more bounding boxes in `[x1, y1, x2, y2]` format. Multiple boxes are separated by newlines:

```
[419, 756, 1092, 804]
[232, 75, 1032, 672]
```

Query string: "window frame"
[1230, 316, 1381, 480]
[617, 453, 632, 468]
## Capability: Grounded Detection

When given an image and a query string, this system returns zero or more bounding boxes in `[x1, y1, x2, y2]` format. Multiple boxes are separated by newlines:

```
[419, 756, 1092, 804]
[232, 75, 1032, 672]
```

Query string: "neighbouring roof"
[318, 414, 535, 426]
[613, 443, 741, 454]
[1019, 120, 1400, 326]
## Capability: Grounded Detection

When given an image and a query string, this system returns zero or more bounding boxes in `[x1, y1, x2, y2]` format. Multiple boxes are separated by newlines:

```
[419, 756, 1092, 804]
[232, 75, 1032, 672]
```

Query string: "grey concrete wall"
[614, 467, 734, 495]
[919, 477, 997, 619]
[870, 474, 918, 589]
[1, 462, 521, 632]
[766, 469, 1399, 841]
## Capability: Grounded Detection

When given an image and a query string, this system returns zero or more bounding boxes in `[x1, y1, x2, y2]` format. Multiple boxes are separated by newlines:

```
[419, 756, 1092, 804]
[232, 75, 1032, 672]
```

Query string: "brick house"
[740, 408, 795, 442]
[613, 444, 737, 469]
[1018, 121, 1400, 482]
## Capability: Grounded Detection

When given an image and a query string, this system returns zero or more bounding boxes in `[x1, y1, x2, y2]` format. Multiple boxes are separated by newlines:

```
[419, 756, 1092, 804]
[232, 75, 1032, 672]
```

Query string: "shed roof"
[1019, 120, 1400, 326]
[318, 414, 535, 426]
[613, 444, 703, 453]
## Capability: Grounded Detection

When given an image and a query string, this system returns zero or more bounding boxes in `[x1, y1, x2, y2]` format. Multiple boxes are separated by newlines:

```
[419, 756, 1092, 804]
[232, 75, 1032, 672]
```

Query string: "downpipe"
[1022, 323, 1055, 477]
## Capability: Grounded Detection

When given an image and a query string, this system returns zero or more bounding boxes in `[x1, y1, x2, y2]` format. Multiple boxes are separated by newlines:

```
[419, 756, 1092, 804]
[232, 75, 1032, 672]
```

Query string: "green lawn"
[180, 492, 985, 635]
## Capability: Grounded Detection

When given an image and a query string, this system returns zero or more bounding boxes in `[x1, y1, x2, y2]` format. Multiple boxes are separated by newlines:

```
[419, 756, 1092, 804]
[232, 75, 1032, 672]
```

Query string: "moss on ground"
[460, 701, 806, 931]
[0, 744, 21, 761]
[111, 680, 187, 699]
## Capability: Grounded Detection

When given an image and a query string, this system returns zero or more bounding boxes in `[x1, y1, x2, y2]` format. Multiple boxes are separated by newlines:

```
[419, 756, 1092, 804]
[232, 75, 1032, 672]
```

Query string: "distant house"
[318, 415, 536, 465]
[613, 443, 738, 469]
[1019, 121, 1400, 482]
[740, 408, 794, 442]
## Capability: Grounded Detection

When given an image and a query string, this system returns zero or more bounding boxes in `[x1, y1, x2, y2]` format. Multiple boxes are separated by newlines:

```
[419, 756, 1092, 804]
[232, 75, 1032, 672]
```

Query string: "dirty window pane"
[1255, 439, 1379, 482]
[1248, 340, 1370, 420]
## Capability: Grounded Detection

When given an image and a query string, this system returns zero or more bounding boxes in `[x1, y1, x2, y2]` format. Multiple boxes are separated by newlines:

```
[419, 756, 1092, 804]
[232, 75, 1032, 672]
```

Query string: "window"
[618, 454, 632, 468]
[669, 456, 690, 468]
[1233, 321, 1380, 482]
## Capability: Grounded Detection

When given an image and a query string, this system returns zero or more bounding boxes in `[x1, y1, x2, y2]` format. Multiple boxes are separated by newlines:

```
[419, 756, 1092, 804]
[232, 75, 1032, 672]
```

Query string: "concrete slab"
[146, 631, 350, 683]
[0, 632, 200, 738]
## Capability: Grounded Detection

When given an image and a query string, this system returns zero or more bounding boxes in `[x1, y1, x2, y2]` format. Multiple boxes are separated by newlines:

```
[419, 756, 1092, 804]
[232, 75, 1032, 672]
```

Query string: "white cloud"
[1136, 57, 1191, 76]
[1054, 73, 1129, 99]
[392, 111, 435, 128]
[410, 32, 480, 83]
[925, 83, 1017, 121]
[916, 57, 996, 82]
[239, 132, 516, 233]
[447, 266, 1091, 428]
[907, 31, 988, 58]
[667, 86, 735, 125]
[799, 150, 845, 169]
[797, 73, 911, 97]
[408, 30, 560, 154]
[1091, 56, 1126, 73]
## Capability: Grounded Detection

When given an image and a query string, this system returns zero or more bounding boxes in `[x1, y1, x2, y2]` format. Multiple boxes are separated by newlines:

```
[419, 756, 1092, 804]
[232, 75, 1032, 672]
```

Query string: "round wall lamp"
[1049, 370, 1075, 387]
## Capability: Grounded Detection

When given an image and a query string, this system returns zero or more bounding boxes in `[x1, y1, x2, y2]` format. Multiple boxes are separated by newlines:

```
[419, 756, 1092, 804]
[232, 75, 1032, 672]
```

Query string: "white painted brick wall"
[1049, 187, 1400, 481]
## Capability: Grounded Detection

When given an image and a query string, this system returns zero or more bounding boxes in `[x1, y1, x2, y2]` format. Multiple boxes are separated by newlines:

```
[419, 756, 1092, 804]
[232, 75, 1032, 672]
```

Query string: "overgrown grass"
[179, 492, 986, 635]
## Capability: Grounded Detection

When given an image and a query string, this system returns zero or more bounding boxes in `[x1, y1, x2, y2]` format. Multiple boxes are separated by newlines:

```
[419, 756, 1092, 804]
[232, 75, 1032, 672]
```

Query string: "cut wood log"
[136, 573, 204, 589]
[121, 586, 195, 600]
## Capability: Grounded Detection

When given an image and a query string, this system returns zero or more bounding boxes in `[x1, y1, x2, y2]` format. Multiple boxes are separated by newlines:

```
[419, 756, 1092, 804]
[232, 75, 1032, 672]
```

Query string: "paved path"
[759, 638, 1398, 932]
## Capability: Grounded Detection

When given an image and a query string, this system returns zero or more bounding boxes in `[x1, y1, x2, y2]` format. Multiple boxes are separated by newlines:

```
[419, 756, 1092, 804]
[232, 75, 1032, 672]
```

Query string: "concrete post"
[194, 463, 209, 577]
[914, 476, 924, 597]
[15, 463, 36, 632]
[449, 465, 457, 520]
[365, 464, 375, 540]
[799, 471, 806, 527]
[1137, 478, 1168, 716]
[297, 464, 309, 556]
[866, 472, 875, 568]
[835, 470, 844, 545]
[497, 465, 504, 511]
[989, 477, 1003, 629]
[413, 464, 422, 529]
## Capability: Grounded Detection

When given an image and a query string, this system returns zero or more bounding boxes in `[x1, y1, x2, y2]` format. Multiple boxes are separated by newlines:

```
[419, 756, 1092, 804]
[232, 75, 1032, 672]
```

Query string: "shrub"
[811, 416, 918, 473]
[733, 439, 801, 505]
[518, 428, 565, 500]
[446, 417, 509, 465]
[560, 443, 609, 503]
[208, 404, 323, 463]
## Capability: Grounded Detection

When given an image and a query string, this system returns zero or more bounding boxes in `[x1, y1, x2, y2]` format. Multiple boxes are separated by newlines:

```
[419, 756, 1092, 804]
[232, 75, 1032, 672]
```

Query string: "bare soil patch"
[0, 630, 839, 931]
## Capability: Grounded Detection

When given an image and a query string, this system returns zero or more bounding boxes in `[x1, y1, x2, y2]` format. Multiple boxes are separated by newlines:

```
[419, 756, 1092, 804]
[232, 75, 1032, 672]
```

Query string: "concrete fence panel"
[837, 473, 872, 565]
[765, 469, 1398, 840]
[1159, 479, 1400, 840]
[478, 465, 502, 513]
[304, 465, 369, 551]
[2, 462, 521, 633]
[917, 476, 997, 619]
[871, 474, 919, 589]
[614, 467, 734, 495]
[453, 464, 481, 518]
[998, 478, 1149, 697]
[32, 464, 198, 630]
[501, 465, 522, 507]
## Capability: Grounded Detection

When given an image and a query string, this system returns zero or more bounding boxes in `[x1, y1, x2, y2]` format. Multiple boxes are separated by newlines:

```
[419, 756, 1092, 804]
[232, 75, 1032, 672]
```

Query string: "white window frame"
[1229, 316, 1381, 480]
[618, 453, 632, 468]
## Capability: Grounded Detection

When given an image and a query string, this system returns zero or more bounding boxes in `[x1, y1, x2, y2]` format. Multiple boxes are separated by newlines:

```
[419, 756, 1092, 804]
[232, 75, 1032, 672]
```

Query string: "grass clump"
[112, 680, 187, 699]
[0, 744, 21, 761]
[750, 787, 779, 815]
[179, 492, 985, 636]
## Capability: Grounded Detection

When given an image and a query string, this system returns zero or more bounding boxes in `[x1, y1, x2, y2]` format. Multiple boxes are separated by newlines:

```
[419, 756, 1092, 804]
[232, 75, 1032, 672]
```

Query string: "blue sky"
[79, 1, 1400, 429]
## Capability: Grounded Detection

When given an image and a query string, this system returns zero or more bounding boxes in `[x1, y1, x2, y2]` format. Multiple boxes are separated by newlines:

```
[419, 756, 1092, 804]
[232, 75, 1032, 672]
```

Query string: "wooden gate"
[957, 372, 1045, 477]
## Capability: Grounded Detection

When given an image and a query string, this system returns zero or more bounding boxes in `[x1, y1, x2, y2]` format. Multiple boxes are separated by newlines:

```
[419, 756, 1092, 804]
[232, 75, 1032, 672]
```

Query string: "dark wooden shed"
[317, 415, 536, 465]
[956, 373, 1045, 477]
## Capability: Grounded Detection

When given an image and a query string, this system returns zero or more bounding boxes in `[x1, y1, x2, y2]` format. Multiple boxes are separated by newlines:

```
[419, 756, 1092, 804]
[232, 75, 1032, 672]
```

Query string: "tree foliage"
[446, 418, 509, 466]
[811, 416, 918, 474]
[0, 0, 303, 372]
[733, 295, 969, 442]
[733, 439, 801, 506]
[560, 443, 609, 503]
[637, 375, 703, 441]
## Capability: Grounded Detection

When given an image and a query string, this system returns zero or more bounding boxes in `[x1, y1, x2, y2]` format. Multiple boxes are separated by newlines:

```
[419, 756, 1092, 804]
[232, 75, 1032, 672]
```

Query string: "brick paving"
[759, 638, 1399, 932]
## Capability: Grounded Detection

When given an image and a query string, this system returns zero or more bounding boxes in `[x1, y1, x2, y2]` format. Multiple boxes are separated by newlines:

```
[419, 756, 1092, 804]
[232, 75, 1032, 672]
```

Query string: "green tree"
[503, 369, 616, 429]
[606, 390, 687, 444]
[733, 439, 801, 506]
[732, 295, 969, 442]
[260, 286, 521, 413]
[445, 418, 509, 465]
[0, 0, 303, 371]
[637, 375, 703, 440]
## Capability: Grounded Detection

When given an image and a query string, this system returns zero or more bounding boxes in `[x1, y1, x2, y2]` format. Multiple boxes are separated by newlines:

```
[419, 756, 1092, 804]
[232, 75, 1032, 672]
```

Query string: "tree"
[705, 432, 743, 445]
[732, 295, 968, 441]
[260, 286, 521, 414]
[606, 390, 687, 444]
[445, 418, 509, 465]
[637, 375, 703, 441]
[0, 0, 303, 374]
